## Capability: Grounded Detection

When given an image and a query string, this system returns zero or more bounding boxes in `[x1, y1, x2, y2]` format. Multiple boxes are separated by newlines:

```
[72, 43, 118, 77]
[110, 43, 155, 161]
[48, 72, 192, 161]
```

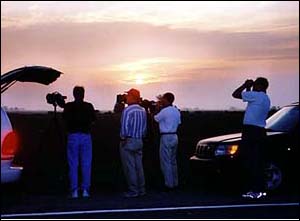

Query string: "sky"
[1, 1, 299, 111]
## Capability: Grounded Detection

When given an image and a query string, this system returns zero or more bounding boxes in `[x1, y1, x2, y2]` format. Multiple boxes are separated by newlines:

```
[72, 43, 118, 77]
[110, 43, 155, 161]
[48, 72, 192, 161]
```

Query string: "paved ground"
[1, 185, 298, 219]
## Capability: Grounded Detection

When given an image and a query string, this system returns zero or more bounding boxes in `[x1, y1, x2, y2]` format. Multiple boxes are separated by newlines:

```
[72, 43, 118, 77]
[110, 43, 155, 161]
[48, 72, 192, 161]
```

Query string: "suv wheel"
[265, 162, 283, 191]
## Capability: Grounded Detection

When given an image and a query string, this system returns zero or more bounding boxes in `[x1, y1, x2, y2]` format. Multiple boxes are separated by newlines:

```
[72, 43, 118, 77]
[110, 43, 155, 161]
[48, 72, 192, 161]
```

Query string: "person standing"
[63, 86, 96, 198]
[232, 77, 270, 199]
[120, 88, 147, 198]
[154, 92, 181, 191]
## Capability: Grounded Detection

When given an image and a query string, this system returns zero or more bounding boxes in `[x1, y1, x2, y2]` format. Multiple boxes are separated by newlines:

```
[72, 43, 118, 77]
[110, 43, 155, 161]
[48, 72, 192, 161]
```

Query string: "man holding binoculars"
[232, 77, 270, 199]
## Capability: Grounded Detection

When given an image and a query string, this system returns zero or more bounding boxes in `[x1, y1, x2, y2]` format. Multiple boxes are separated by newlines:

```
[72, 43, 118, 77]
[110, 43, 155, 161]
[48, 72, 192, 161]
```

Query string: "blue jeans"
[160, 134, 178, 188]
[120, 138, 145, 195]
[67, 133, 92, 191]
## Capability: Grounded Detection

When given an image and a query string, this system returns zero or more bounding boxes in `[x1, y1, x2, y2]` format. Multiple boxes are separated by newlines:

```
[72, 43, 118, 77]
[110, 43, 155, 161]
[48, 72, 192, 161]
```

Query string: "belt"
[160, 132, 177, 135]
[120, 136, 142, 141]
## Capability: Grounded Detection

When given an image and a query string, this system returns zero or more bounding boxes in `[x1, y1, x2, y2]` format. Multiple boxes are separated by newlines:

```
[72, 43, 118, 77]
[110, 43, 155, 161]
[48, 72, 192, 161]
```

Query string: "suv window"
[266, 106, 299, 132]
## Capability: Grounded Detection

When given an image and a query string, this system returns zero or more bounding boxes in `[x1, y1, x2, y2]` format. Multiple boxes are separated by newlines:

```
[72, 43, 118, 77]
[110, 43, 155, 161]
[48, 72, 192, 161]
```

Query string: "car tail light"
[1, 131, 19, 159]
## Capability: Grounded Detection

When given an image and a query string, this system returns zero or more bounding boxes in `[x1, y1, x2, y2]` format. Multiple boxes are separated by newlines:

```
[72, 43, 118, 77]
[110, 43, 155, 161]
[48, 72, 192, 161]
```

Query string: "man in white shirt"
[154, 92, 181, 190]
[232, 77, 271, 199]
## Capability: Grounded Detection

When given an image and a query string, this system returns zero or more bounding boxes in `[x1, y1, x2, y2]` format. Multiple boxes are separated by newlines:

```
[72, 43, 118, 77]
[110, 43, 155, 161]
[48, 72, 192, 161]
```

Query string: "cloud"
[1, 22, 298, 69]
[1, 5, 299, 110]
[1, 1, 299, 32]
[1, 21, 298, 91]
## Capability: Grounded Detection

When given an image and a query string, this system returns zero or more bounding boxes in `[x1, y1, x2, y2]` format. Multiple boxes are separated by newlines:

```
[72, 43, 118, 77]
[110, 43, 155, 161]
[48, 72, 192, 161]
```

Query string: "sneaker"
[242, 191, 254, 198]
[139, 191, 146, 197]
[242, 191, 267, 199]
[123, 191, 139, 198]
[69, 190, 79, 199]
[82, 189, 90, 198]
[162, 186, 177, 193]
[254, 192, 267, 199]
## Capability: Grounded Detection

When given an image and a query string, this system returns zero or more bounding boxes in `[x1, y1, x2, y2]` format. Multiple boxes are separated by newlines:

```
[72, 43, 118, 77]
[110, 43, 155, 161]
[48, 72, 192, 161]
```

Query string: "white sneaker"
[70, 190, 79, 199]
[82, 189, 90, 198]
[254, 192, 267, 199]
[242, 191, 267, 199]
[242, 191, 254, 198]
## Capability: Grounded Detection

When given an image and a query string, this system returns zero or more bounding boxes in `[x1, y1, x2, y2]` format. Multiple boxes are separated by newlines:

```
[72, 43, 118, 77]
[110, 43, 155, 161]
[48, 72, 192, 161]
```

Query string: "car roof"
[285, 102, 299, 107]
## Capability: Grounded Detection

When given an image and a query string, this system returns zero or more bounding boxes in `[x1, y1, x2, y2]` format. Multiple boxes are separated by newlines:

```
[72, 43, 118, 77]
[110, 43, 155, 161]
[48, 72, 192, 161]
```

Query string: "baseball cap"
[125, 88, 140, 99]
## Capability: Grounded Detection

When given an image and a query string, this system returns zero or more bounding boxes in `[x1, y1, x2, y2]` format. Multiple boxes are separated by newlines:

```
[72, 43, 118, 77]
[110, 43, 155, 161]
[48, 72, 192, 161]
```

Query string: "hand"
[156, 100, 162, 108]
[244, 79, 254, 88]
[155, 101, 163, 113]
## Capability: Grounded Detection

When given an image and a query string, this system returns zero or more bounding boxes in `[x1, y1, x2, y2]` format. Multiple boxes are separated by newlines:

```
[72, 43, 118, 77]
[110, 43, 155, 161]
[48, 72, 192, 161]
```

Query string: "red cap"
[125, 88, 140, 99]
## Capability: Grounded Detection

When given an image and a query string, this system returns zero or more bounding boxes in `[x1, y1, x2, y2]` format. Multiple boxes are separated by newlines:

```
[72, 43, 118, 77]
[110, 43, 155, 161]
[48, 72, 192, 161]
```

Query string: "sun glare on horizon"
[135, 74, 144, 85]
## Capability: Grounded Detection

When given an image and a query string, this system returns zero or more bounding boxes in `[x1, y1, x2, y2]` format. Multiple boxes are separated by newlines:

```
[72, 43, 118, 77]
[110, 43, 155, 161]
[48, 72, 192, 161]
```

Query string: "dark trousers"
[240, 125, 266, 192]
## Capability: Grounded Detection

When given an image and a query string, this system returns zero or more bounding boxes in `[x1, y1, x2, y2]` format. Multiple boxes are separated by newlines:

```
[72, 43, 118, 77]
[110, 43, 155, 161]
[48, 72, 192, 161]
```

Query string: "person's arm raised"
[232, 79, 253, 99]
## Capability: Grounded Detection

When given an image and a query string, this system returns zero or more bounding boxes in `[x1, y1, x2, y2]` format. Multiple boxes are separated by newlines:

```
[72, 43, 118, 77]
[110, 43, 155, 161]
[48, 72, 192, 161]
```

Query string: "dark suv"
[190, 102, 299, 190]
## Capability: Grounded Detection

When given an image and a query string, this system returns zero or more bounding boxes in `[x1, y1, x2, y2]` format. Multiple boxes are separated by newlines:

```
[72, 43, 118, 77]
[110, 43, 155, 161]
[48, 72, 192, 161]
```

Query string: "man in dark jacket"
[63, 86, 96, 198]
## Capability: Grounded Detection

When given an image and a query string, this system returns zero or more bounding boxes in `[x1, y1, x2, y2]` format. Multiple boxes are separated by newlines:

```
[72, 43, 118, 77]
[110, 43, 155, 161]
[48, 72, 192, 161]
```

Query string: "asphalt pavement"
[1, 184, 298, 219]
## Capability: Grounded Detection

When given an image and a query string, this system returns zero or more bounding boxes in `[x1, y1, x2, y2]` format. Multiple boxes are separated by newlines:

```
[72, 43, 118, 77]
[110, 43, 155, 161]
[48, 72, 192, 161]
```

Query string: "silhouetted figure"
[119, 88, 147, 198]
[154, 92, 181, 190]
[232, 77, 270, 199]
[63, 86, 96, 198]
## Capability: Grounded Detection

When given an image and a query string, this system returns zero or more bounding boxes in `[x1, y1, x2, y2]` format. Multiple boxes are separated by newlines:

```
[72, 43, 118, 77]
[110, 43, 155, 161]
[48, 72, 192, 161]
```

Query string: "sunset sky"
[1, 1, 299, 111]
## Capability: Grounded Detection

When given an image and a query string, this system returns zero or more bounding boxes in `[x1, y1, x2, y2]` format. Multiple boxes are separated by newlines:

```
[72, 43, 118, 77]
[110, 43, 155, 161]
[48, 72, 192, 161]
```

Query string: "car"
[1, 66, 62, 183]
[190, 102, 299, 191]
[1, 107, 23, 183]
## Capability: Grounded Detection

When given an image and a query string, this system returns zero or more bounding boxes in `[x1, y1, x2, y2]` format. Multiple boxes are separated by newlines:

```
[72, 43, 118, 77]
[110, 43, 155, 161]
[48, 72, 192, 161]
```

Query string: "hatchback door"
[1, 66, 62, 93]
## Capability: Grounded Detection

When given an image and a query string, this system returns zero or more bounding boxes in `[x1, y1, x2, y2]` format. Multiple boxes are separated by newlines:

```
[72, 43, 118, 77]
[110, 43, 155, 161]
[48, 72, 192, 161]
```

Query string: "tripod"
[36, 104, 67, 193]
[41, 104, 65, 149]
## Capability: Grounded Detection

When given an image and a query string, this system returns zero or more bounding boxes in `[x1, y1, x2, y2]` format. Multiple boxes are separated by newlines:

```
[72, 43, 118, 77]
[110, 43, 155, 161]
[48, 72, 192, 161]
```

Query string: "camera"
[113, 93, 162, 114]
[140, 99, 160, 114]
[46, 92, 67, 108]
[116, 94, 127, 103]
[113, 94, 126, 113]
[142, 94, 163, 114]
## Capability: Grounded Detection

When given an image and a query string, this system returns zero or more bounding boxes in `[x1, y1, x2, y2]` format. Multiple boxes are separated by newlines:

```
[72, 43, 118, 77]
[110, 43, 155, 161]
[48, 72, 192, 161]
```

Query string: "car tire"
[264, 162, 283, 191]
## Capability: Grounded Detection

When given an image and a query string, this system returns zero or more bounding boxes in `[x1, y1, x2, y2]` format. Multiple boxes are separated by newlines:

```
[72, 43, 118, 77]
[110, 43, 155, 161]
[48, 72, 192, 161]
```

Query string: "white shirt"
[242, 91, 271, 128]
[154, 106, 181, 133]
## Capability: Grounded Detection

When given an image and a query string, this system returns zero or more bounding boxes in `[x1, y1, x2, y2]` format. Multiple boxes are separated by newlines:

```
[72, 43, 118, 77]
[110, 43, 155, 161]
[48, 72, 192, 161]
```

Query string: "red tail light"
[1, 131, 19, 158]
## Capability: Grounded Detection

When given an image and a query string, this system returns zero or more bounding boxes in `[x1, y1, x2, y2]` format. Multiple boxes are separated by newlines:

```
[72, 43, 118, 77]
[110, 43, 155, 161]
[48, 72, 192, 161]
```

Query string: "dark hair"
[255, 77, 269, 90]
[73, 86, 85, 100]
[163, 92, 175, 104]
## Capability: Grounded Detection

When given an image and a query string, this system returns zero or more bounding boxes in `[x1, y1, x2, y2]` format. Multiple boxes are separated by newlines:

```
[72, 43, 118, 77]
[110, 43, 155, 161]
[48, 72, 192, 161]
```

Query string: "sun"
[135, 74, 144, 85]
